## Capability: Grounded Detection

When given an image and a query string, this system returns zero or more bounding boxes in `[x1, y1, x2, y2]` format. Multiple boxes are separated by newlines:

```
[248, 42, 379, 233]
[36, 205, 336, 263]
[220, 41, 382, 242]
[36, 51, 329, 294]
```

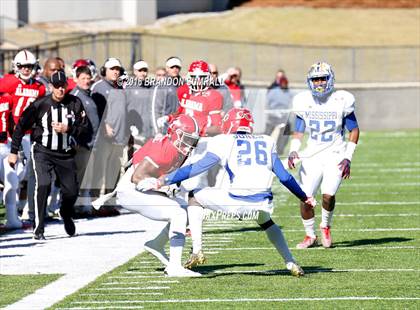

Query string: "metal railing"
[1, 32, 419, 83]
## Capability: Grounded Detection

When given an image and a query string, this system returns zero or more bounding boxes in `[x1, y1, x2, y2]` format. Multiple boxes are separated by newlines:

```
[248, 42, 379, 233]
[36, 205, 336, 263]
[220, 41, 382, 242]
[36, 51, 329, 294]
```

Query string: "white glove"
[130, 125, 139, 137]
[304, 196, 317, 208]
[135, 177, 161, 192]
[156, 116, 169, 128]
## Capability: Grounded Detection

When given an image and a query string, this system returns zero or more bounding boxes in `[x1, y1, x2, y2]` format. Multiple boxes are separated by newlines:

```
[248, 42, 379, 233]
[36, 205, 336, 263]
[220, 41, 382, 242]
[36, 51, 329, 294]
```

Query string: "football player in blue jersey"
[152, 107, 316, 277]
[288, 62, 360, 249]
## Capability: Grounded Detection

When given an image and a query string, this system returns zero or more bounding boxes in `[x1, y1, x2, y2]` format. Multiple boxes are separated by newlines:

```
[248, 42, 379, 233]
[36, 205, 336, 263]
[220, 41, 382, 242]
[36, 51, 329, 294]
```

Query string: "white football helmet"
[12, 50, 38, 81]
[307, 62, 335, 98]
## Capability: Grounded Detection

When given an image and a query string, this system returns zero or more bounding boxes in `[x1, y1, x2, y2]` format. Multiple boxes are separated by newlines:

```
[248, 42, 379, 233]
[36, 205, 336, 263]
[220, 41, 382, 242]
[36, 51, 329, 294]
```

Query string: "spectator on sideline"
[70, 66, 99, 215]
[223, 67, 245, 108]
[154, 66, 167, 82]
[90, 58, 123, 199]
[266, 69, 295, 155]
[37, 58, 61, 95]
[208, 63, 233, 113]
[152, 57, 183, 134]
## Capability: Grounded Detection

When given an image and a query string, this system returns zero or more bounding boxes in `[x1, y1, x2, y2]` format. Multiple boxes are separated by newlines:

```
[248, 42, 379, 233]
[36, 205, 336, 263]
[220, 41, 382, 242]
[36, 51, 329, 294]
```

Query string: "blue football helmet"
[307, 62, 335, 98]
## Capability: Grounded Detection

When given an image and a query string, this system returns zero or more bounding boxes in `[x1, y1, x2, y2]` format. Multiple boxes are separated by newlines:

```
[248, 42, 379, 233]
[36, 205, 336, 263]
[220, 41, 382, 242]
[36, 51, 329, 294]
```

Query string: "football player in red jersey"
[157, 60, 224, 267]
[112, 114, 201, 277]
[0, 50, 46, 160]
[0, 50, 46, 223]
[0, 92, 26, 230]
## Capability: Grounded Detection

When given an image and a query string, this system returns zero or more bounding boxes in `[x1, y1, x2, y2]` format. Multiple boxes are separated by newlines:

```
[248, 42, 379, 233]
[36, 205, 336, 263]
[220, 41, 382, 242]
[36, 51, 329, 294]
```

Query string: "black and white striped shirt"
[11, 93, 90, 155]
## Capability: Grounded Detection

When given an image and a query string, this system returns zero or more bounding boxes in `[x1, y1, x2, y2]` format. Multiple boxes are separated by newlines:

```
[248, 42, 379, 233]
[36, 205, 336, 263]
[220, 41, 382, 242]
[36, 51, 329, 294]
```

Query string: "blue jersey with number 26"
[207, 134, 276, 197]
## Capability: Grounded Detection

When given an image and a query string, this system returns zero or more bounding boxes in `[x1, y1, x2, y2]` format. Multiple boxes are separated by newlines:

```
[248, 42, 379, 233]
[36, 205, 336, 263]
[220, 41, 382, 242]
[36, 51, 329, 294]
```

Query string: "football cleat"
[144, 240, 169, 266]
[33, 232, 46, 240]
[164, 265, 202, 277]
[296, 235, 318, 249]
[184, 250, 207, 269]
[320, 225, 332, 248]
[286, 262, 305, 277]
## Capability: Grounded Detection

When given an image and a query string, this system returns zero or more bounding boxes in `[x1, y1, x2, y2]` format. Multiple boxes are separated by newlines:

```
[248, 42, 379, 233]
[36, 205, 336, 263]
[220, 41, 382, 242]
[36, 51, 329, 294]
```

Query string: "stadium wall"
[247, 85, 420, 132]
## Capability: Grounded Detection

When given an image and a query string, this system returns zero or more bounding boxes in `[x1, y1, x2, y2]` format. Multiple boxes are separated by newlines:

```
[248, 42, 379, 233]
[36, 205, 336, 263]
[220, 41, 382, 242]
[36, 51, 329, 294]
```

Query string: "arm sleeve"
[272, 153, 307, 201]
[11, 103, 37, 154]
[164, 152, 221, 185]
[343, 112, 359, 131]
[294, 115, 306, 133]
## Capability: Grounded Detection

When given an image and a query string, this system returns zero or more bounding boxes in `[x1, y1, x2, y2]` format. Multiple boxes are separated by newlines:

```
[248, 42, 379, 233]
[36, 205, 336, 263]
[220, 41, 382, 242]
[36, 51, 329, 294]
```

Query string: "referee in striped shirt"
[8, 70, 91, 240]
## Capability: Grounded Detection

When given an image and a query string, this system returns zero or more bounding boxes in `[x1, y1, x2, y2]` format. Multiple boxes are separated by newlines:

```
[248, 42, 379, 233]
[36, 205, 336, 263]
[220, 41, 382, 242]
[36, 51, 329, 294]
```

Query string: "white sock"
[265, 224, 295, 264]
[187, 205, 204, 254]
[321, 208, 334, 228]
[302, 217, 316, 238]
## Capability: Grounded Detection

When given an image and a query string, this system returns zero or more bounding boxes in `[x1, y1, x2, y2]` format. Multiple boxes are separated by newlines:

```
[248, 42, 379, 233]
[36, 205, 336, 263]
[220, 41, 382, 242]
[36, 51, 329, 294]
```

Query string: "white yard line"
[80, 293, 163, 296]
[70, 297, 420, 304]
[58, 307, 144, 310]
[93, 287, 170, 290]
[209, 268, 419, 274]
[205, 246, 418, 251]
[272, 213, 419, 218]
[102, 281, 179, 285]
[343, 182, 420, 187]
[336, 202, 419, 205]
[2, 214, 167, 310]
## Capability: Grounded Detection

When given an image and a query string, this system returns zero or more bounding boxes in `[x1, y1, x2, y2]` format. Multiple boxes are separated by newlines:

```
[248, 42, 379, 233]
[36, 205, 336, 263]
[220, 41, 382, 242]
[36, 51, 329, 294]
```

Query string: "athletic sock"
[320, 208, 334, 228]
[265, 223, 295, 264]
[302, 217, 316, 238]
[187, 205, 204, 254]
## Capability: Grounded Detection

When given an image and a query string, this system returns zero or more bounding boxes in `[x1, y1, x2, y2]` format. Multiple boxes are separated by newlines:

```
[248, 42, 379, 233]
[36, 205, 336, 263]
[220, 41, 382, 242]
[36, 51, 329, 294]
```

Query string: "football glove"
[157, 116, 169, 128]
[338, 158, 351, 179]
[287, 151, 300, 169]
[135, 177, 161, 192]
[304, 196, 317, 208]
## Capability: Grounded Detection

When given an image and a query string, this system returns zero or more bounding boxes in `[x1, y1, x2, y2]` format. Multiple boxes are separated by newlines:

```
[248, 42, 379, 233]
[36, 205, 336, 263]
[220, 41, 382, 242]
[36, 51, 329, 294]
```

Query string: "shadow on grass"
[205, 226, 261, 234]
[334, 237, 413, 247]
[198, 265, 335, 278]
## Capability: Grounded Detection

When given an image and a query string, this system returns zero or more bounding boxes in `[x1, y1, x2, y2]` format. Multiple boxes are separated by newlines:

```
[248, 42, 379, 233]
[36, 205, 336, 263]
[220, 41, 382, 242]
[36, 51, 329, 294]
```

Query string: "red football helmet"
[222, 108, 254, 134]
[71, 59, 90, 77]
[186, 60, 210, 93]
[167, 114, 200, 155]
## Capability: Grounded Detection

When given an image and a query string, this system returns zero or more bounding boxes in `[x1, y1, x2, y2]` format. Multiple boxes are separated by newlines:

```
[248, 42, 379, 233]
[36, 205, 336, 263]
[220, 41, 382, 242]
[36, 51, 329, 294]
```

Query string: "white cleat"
[286, 262, 305, 277]
[144, 240, 169, 266]
[164, 265, 202, 277]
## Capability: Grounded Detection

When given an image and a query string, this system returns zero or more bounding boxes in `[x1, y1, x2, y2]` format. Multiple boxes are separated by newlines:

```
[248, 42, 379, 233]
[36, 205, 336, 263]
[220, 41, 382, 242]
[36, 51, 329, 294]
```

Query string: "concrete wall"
[248, 86, 420, 132]
[1, 0, 18, 28]
[28, 0, 121, 23]
[352, 87, 420, 131]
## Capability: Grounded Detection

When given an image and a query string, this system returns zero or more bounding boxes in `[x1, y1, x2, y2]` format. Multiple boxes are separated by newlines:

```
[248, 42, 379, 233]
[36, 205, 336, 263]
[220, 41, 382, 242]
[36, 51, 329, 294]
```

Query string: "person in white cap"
[150, 57, 183, 135]
[89, 58, 125, 207]
[133, 60, 149, 82]
[165, 56, 182, 79]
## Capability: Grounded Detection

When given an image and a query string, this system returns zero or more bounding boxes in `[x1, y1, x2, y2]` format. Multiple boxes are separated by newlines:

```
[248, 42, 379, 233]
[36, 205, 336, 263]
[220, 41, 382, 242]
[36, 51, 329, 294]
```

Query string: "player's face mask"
[307, 62, 335, 98]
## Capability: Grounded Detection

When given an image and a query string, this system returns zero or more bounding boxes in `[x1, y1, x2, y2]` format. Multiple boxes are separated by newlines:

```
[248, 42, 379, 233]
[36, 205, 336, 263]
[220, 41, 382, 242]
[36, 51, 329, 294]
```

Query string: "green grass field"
[39, 130, 419, 309]
[0, 275, 61, 308]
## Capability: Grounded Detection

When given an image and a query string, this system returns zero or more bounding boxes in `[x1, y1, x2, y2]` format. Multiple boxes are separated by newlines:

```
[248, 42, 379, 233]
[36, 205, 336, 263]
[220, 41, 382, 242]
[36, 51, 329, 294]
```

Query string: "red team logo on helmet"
[186, 60, 210, 93]
[222, 108, 254, 134]
[167, 115, 200, 155]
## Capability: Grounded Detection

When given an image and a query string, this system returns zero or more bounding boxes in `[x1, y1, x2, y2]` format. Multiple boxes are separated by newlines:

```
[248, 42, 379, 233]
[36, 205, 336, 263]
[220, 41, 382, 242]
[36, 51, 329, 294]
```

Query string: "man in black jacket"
[8, 70, 91, 240]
